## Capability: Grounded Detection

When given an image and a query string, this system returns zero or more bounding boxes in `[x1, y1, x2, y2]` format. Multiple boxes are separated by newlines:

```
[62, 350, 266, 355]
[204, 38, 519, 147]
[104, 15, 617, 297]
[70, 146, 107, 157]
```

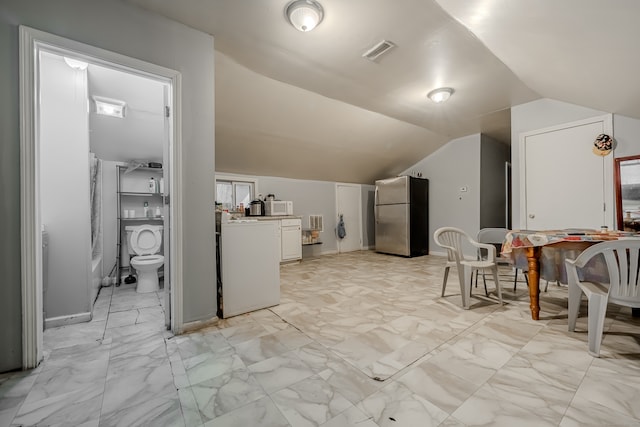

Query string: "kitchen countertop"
[238, 215, 302, 221]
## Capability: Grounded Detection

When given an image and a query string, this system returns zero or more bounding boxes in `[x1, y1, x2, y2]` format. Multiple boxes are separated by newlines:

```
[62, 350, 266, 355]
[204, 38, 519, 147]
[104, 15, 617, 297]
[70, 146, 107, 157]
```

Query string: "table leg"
[525, 246, 541, 320]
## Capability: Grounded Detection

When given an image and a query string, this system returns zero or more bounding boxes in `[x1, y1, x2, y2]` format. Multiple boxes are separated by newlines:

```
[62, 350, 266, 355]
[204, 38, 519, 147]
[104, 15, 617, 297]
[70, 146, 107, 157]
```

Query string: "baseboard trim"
[429, 250, 447, 257]
[321, 249, 339, 255]
[181, 316, 219, 334]
[44, 312, 92, 329]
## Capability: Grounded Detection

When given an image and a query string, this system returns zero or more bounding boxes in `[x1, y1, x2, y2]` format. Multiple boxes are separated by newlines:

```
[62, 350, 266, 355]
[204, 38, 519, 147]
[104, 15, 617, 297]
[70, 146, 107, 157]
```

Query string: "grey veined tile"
[190, 367, 266, 422]
[101, 362, 176, 415]
[248, 352, 315, 393]
[271, 375, 352, 427]
[184, 348, 245, 387]
[99, 394, 184, 427]
[202, 396, 290, 427]
[357, 381, 449, 427]
[13, 380, 105, 427]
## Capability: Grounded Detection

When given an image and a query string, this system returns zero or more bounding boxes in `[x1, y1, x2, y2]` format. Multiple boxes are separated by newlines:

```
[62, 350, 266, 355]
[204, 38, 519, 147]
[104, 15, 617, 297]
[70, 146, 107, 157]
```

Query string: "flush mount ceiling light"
[63, 57, 88, 70]
[285, 0, 324, 32]
[92, 96, 126, 118]
[427, 87, 454, 103]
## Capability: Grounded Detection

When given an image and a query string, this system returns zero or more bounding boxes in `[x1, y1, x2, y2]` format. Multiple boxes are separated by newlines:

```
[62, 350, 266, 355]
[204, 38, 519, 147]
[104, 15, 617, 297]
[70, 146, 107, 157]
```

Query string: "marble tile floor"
[1, 251, 640, 426]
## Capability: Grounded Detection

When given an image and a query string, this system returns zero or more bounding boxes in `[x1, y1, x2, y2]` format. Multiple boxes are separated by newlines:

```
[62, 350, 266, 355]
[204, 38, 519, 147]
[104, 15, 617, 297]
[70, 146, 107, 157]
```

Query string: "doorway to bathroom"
[20, 27, 184, 367]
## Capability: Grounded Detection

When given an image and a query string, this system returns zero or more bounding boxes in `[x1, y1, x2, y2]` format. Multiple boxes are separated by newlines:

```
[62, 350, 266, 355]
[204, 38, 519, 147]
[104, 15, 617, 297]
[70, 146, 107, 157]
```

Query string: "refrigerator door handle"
[374, 187, 379, 223]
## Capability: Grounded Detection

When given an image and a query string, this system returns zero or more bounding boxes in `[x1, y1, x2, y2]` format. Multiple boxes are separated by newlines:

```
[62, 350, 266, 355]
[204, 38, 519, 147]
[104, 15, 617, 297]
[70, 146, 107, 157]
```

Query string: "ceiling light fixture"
[285, 0, 324, 32]
[92, 96, 126, 118]
[427, 87, 454, 103]
[63, 57, 88, 70]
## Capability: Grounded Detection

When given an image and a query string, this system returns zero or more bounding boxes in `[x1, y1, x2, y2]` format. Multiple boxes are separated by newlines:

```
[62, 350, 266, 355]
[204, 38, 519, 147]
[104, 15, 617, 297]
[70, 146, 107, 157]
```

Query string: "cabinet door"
[281, 222, 302, 261]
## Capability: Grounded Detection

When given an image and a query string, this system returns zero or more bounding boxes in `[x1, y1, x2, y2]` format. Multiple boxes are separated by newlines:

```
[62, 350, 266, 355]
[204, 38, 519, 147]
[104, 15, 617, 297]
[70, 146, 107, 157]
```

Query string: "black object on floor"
[124, 275, 136, 284]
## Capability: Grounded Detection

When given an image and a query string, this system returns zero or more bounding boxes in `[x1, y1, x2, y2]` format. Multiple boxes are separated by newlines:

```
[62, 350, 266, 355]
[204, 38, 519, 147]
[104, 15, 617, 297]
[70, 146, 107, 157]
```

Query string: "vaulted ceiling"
[125, 0, 640, 184]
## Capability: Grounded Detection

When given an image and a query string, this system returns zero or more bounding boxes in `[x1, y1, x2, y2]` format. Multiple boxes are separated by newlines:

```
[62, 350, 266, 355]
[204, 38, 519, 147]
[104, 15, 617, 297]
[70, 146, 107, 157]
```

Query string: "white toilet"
[126, 224, 164, 293]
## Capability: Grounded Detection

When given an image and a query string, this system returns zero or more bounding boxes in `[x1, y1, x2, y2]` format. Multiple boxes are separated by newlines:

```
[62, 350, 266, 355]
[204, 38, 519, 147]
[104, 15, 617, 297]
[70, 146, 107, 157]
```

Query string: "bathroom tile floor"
[2, 251, 640, 426]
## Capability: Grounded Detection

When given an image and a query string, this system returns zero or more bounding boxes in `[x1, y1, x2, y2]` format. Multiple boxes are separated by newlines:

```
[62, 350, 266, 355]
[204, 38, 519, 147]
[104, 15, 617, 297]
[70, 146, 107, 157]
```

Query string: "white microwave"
[265, 200, 293, 216]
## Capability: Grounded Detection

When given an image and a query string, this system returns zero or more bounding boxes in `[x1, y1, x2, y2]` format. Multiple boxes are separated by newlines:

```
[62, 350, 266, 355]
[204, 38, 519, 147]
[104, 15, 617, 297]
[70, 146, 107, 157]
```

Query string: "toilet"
[126, 224, 164, 293]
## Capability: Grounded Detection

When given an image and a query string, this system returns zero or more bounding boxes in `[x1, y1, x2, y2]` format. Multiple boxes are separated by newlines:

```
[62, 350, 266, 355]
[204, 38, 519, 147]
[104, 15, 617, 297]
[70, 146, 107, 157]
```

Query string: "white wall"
[404, 134, 481, 256]
[217, 173, 376, 256]
[613, 114, 640, 159]
[510, 99, 606, 229]
[40, 52, 92, 320]
[511, 99, 640, 229]
[0, 0, 215, 372]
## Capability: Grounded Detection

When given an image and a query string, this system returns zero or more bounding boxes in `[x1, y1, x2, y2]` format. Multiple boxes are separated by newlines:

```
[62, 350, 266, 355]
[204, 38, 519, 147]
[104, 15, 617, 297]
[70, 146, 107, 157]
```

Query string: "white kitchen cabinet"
[280, 218, 302, 261]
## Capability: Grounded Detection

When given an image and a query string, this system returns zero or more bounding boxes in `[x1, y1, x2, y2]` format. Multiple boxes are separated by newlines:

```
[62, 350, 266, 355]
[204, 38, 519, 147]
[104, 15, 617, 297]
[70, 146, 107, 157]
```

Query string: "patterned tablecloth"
[501, 229, 636, 284]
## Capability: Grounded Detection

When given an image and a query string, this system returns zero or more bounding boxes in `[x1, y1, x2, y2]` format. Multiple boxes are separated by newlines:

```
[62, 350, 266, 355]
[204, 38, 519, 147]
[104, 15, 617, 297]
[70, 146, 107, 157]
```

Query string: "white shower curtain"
[90, 153, 102, 259]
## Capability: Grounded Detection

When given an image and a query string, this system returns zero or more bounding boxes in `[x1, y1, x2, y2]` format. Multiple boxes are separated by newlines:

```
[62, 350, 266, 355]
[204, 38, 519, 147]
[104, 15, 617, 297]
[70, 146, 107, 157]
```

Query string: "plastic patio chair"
[476, 228, 528, 292]
[434, 227, 503, 309]
[565, 239, 640, 357]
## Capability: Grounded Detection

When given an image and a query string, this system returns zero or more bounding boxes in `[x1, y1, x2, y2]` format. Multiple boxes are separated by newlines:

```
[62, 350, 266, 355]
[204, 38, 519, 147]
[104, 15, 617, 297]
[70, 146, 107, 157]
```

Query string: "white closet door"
[520, 115, 613, 230]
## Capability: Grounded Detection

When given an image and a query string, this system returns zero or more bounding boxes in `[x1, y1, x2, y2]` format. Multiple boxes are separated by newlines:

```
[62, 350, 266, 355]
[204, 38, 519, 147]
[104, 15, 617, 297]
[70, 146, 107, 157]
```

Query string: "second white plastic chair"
[434, 227, 503, 309]
[565, 239, 640, 357]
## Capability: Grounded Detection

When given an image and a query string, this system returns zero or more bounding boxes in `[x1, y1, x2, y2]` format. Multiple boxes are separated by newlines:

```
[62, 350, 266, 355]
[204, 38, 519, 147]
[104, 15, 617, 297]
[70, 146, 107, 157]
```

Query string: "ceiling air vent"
[362, 40, 396, 62]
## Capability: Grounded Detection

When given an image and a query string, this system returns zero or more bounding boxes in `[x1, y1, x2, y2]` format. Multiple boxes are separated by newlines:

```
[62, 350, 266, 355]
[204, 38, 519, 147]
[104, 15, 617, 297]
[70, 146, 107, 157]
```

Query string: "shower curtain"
[90, 153, 102, 259]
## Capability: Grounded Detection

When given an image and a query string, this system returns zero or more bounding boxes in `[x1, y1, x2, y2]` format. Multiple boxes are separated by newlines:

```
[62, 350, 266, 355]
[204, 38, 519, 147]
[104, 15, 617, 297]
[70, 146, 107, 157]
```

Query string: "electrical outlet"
[459, 186, 468, 192]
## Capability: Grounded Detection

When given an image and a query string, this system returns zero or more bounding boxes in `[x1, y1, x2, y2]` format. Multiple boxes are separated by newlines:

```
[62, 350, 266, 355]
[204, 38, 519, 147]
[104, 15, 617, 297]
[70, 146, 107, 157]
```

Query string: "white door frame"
[19, 26, 184, 368]
[335, 183, 363, 253]
[518, 114, 614, 230]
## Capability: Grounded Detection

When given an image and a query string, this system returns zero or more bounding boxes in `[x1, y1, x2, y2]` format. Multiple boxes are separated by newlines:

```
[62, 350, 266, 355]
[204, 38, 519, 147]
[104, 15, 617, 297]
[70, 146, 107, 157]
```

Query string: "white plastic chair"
[565, 239, 640, 357]
[434, 227, 503, 309]
[476, 228, 528, 292]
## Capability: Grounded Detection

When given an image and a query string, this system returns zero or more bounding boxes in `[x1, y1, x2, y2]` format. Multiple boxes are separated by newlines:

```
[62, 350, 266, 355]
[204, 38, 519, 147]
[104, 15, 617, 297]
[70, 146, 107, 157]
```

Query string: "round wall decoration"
[593, 133, 613, 156]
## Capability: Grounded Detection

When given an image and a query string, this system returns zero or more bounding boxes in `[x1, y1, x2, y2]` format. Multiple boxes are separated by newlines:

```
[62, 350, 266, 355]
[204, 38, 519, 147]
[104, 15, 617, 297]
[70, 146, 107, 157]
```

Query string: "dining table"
[501, 229, 635, 320]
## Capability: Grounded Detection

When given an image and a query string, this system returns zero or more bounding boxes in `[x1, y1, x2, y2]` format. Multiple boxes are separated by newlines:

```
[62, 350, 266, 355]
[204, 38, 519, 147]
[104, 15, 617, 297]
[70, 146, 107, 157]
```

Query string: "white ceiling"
[122, 0, 640, 184]
[88, 63, 165, 164]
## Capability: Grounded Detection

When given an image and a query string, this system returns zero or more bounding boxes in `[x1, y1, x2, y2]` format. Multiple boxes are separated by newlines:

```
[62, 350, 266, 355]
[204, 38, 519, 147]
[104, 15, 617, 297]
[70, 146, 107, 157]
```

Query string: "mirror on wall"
[615, 155, 640, 231]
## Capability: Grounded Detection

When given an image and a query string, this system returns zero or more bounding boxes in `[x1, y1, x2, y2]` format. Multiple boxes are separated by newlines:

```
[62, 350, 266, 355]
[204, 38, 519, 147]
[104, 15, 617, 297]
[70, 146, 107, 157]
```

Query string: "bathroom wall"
[40, 52, 92, 321]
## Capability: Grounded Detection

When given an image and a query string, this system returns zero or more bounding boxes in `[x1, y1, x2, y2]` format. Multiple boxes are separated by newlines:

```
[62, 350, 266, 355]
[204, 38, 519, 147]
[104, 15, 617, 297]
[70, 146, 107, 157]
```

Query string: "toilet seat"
[130, 226, 162, 255]
[130, 254, 164, 266]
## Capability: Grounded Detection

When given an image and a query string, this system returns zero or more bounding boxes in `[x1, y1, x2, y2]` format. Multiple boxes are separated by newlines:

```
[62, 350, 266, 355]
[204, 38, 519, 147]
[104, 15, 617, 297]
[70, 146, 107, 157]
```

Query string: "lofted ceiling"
[124, 0, 640, 184]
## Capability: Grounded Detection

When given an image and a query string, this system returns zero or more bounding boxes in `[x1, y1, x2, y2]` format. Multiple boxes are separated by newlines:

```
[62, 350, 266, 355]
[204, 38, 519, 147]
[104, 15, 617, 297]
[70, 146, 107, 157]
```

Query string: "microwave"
[265, 200, 293, 216]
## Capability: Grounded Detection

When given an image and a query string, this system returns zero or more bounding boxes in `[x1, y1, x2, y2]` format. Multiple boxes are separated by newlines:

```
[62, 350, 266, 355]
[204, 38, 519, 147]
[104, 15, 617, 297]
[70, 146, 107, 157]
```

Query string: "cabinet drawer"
[281, 218, 301, 227]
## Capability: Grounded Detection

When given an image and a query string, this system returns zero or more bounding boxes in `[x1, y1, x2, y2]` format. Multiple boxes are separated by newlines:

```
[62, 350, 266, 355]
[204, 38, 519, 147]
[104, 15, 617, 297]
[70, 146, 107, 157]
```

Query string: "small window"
[216, 179, 254, 211]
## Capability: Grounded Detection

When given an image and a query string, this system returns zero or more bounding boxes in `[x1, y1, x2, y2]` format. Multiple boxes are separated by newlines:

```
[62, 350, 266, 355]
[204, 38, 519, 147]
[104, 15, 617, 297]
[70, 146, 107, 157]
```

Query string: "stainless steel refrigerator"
[375, 176, 429, 257]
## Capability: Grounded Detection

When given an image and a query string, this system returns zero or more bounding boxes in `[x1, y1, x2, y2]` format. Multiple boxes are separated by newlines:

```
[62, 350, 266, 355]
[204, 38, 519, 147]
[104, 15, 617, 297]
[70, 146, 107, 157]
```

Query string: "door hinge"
[165, 106, 170, 118]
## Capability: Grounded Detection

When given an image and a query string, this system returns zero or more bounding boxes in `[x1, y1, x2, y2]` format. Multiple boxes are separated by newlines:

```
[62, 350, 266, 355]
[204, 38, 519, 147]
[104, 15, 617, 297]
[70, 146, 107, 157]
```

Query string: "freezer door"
[375, 176, 409, 205]
[375, 203, 410, 256]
